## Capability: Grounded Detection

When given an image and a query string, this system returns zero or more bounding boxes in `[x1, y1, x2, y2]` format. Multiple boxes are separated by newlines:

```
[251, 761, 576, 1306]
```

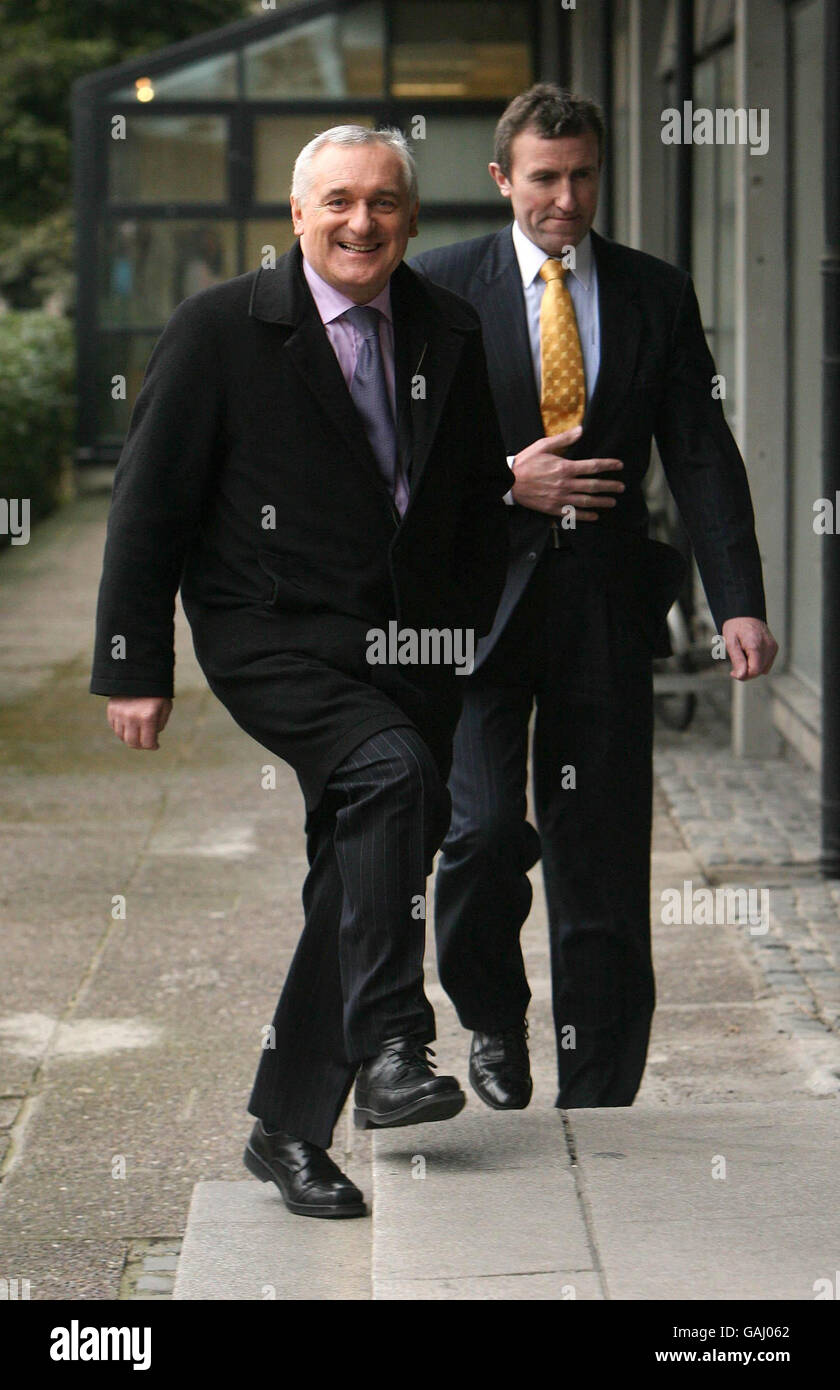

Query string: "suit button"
[527, 551, 537, 561]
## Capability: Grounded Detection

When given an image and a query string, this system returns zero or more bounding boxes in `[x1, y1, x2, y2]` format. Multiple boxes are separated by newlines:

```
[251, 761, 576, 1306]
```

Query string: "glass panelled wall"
[244, 3, 386, 97]
[101, 220, 238, 328]
[113, 53, 238, 101]
[391, 1, 532, 97]
[84, 0, 533, 453]
[107, 115, 229, 203]
[253, 113, 375, 202]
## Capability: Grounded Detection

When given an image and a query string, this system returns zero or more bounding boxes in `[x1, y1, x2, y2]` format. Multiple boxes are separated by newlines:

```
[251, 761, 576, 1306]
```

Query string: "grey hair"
[291, 125, 418, 206]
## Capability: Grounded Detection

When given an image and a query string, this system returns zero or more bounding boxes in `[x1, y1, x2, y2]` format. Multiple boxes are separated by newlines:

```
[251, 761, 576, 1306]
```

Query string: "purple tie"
[344, 305, 406, 514]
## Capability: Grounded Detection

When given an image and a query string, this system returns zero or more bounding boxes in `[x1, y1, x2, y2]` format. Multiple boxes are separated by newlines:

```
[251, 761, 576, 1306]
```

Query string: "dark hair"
[494, 83, 606, 176]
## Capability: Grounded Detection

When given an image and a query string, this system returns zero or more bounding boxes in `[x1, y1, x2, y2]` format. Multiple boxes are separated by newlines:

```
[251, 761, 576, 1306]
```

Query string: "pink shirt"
[301, 257, 396, 419]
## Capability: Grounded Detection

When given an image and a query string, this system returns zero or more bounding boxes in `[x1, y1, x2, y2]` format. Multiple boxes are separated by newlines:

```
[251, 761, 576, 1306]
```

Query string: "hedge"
[0, 310, 75, 545]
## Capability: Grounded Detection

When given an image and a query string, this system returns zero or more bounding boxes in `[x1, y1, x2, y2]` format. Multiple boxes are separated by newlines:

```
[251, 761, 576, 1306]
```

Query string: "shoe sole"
[353, 1089, 466, 1130]
[242, 1144, 367, 1218]
[468, 1070, 533, 1111]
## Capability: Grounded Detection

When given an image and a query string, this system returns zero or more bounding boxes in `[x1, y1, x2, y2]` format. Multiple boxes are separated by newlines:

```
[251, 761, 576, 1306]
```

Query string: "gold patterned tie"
[539, 259, 585, 435]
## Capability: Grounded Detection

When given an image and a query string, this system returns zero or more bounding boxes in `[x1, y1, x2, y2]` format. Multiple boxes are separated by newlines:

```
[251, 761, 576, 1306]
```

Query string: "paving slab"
[370, 1108, 598, 1300]
[373, 1271, 601, 1300]
[568, 1098, 840, 1300]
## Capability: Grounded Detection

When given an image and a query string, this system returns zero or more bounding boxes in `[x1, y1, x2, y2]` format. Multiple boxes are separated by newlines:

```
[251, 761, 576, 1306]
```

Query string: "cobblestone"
[655, 693, 840, 1053]
[118, 1239, 183, 1301]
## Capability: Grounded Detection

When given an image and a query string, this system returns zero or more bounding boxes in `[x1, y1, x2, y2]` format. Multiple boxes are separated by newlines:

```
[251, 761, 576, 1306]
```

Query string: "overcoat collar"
[248, 242, 478, 519]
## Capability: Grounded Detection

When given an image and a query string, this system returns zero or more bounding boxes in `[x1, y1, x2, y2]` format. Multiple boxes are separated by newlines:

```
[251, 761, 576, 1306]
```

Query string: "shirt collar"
[302, 255, 393, 326]
[511, 220, 594, 292]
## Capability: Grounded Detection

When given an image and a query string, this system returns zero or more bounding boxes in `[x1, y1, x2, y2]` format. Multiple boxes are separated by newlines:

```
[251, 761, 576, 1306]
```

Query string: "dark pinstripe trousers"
[434, 542, 656, 1108]
[249, 726, 451, 1150]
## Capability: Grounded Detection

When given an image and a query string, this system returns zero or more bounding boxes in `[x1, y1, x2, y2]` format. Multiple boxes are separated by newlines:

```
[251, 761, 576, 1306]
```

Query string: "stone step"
[172, 1175, 372, 1301]
[172, 1113, 373, 1300]
[173, 1098, 840, 1300]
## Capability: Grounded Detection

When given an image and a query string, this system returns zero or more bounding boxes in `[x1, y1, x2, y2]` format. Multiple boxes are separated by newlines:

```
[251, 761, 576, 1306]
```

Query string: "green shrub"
[0, 311, 75, 543]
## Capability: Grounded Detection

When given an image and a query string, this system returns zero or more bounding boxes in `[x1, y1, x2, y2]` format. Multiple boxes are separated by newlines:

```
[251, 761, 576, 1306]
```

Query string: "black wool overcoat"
[90, 244, 513, 810]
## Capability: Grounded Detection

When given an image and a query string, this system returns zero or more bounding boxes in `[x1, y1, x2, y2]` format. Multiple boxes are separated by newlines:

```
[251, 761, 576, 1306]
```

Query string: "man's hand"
[721, 618, 779, 681]
[510, 424, 625, 520]
[107, 696, 173, 750]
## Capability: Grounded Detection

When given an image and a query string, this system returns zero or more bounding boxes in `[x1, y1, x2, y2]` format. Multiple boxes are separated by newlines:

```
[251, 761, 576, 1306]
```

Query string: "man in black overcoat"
[411, 86, 778, 1113]
[90, 126, 512, 1218]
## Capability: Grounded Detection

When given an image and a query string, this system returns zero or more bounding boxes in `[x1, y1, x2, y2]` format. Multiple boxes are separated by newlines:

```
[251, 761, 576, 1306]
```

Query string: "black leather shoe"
[243, 1121, 366, 1218]
[354, 1036, 466, 1130]
[469, 1023, 533, 1110]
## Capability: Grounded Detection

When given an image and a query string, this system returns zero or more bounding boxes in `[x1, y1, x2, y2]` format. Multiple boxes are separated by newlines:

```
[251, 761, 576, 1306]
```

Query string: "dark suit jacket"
[411, 225, 767, 664]
[89, 243, 512, 808]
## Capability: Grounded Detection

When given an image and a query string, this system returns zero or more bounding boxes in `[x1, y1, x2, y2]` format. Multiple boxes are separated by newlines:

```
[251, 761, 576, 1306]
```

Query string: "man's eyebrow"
[528, 164, 597, 178]
[320, 185, 402, 199]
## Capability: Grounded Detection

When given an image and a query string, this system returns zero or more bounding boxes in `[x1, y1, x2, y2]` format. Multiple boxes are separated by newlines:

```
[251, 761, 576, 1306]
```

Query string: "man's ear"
[488, 162, 512, 198]
[290, 194, 305, 236]
[408, 200, 420, 238]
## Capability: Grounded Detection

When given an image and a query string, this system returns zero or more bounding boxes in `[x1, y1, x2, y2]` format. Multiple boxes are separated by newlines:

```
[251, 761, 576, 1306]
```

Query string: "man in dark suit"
[90, 126, 512, 1218]
[411, 85, 778, 1112]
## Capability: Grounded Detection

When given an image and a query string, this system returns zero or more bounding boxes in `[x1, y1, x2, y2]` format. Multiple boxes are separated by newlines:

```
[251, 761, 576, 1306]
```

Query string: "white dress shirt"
[504, 220, 601, 502]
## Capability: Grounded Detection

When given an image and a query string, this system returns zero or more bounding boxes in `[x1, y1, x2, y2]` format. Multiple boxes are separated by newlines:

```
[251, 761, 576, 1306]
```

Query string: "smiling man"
[411, 85, 777, 1114]
[90, 126, 512, 1219]
[291, 138, 415, 296]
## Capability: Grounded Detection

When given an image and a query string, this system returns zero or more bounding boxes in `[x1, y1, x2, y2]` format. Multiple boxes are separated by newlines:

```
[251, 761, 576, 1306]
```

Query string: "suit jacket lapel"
[575, 230, 643, 450]
[472, 228, 543, 452]
[465, 226, 645, 457]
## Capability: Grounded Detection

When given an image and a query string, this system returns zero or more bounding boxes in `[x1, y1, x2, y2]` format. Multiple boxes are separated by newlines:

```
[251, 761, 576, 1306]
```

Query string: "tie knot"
[539, 259, 566, 284]
[344, 304, 381, 339]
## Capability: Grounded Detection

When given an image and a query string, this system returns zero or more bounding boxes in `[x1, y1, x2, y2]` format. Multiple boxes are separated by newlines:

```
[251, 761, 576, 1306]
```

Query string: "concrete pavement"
[1, 490, 838, 1301]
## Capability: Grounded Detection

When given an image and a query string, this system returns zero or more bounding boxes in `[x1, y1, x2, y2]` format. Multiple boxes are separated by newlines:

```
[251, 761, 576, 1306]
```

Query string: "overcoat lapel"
[284, 310, 390, 491]
[249, 245, 399, 505]
[250, 246, 474, 517]
[391, 298, 417, 482]
[389, 261, 474, 509]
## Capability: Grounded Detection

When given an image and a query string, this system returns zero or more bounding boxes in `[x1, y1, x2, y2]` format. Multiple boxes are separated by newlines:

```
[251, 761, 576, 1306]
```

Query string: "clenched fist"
[107, 696, 173, 750]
